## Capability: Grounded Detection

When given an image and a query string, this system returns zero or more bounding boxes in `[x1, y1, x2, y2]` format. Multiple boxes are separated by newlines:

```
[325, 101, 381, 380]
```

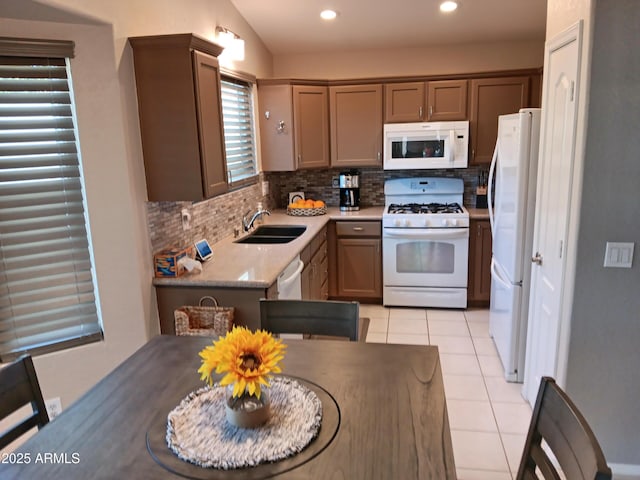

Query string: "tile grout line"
[464, 309, 517, 480]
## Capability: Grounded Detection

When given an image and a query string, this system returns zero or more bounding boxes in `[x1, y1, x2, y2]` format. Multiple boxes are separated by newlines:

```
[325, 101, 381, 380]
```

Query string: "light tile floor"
[362, 305, 531, 480]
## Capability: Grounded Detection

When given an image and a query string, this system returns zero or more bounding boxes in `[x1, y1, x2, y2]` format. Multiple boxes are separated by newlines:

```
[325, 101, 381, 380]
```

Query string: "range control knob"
[424, 218, 431, 227]
[404, 219, 411, 227]
[394, 219, 403, 227]
[441, 218, 449, 227]
[449, 219, 458, 227]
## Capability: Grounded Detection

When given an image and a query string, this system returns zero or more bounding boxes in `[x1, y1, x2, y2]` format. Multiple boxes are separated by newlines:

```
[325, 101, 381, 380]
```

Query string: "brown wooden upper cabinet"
[129, 34, 228, 201]
[469, 76, 530, 165]
[384, 80, 468, 123]
[258, 83, 329, 171]
[329, 84, 383, 167]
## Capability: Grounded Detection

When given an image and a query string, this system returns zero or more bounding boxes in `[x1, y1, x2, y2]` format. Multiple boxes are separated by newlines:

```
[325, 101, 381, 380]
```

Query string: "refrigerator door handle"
[487, 141, 498, 237]
[490, 258, 512, 290]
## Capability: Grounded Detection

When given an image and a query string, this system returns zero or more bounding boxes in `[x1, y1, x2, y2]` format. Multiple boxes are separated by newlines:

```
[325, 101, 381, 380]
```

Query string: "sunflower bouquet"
[197, 326, 286, 400]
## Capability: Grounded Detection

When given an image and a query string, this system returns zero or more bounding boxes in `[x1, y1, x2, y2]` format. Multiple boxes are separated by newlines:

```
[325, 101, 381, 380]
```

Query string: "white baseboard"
[611, 463, 640, 479]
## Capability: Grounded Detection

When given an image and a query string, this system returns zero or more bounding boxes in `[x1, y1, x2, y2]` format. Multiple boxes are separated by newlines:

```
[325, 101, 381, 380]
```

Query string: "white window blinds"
[220, 76, 257, 186]
[0, 46, 102, 361]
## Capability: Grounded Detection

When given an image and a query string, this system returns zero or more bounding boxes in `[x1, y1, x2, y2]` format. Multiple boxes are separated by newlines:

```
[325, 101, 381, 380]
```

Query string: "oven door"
[383, 227, 469, 288]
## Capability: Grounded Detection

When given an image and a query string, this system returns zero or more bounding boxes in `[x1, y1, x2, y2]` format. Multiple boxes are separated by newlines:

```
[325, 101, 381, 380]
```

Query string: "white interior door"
[523, 23, 582, 406]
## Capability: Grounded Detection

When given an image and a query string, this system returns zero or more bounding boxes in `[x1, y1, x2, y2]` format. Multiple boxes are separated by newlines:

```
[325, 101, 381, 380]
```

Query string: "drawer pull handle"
[353, 227, 364, 231]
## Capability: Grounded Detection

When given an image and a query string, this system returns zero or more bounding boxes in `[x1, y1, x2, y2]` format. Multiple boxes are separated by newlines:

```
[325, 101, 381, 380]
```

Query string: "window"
[0, 38, 102, 361]
[220, 75, 258, 187]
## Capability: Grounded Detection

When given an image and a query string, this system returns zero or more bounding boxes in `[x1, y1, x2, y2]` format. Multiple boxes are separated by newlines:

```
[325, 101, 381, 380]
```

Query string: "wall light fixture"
[215, 26, 245, 61]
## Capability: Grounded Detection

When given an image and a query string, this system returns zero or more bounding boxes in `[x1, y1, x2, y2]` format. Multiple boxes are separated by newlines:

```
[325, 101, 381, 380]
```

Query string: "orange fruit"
[313, 200, 325, 208]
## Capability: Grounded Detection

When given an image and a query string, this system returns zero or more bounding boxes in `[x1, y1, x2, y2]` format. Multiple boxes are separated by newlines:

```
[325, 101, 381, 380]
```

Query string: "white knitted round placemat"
[166, 376, 322, 469]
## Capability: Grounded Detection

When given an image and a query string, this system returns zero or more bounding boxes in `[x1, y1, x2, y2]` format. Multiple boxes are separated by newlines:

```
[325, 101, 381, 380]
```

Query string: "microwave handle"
[448, 129, 455, 163]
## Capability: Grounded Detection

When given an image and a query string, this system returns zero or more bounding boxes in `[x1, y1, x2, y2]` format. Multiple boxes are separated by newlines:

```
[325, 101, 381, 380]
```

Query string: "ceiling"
[230, 0, 547, 55]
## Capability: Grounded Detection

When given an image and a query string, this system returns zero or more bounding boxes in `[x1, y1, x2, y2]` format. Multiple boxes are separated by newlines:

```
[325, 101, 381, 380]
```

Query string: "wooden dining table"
[1, 335, 456, 479]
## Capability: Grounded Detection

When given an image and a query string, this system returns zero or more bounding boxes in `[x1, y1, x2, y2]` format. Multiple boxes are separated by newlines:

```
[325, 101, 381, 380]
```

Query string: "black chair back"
[259, 299, 360, 341]
[0, 355, 49, 449]
[516, 377, 612, 480]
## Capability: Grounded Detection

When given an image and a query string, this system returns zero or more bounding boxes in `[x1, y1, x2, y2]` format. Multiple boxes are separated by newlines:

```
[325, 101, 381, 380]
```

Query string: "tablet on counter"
[194, 239, 213, 261]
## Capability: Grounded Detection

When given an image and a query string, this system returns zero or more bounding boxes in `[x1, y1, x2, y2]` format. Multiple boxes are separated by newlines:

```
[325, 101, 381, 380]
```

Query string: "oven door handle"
[383, 228, 469, 240]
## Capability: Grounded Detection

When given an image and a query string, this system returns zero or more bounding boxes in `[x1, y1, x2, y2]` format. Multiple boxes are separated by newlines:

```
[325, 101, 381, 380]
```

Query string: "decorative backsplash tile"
[265, 166, 489, 208]
[146, 174, 275, 254]
[145, 167, 490, 256]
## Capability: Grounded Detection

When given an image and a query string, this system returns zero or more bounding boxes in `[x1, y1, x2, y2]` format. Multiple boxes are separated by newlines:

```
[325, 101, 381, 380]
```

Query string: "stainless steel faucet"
[242, 207, 271, 231]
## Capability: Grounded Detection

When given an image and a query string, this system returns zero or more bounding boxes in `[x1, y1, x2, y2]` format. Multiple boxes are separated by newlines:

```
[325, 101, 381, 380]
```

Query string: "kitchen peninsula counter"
[152, 207, 384, 289]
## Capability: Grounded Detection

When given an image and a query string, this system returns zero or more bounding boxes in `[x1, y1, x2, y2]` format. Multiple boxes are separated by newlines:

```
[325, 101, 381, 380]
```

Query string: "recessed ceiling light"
[440, 1, 458, 13]
[320, 9, 337, 20]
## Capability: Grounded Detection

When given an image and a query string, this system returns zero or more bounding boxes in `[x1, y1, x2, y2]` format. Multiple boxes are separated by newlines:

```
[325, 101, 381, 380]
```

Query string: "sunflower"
[198, 326, 286, 399]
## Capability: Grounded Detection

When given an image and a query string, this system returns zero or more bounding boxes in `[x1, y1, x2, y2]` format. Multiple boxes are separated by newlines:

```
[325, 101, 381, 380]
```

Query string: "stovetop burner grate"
[387, 202, 463, 214]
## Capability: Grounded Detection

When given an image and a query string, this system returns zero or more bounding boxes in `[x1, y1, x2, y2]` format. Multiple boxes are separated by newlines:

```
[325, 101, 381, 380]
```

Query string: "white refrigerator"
[488, 108, 541, 383]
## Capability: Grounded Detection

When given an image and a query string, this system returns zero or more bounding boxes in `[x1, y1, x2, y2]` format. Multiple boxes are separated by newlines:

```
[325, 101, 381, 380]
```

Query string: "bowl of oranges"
[287, 198, 327, 216]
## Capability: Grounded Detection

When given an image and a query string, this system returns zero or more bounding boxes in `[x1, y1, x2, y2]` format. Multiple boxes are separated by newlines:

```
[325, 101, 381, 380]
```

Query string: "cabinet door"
[426, 80, 468, 121]
[130, 35, 226, 201]
[469, 76, 530, 164]
[336, 238, 382, 298]
[330, 84, 383, 167]
[192, 51, 228, 197]
[258, 84, 295, 171]
[293, 85, 329, 169]
[384, 82, 425, 123]
[468, 220, 492, 304]
[309, 241, 328, 300]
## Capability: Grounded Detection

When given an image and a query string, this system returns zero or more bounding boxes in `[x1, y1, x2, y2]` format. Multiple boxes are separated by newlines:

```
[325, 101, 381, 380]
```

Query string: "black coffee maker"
[339, 170, 360, 211]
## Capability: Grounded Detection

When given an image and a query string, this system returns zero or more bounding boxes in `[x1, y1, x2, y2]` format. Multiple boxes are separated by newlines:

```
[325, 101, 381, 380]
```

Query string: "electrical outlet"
[181, 208, 191, 231]
[45, 397, 62, 420]
[261, 181, 269, 196]
[332, 177, 340, 188]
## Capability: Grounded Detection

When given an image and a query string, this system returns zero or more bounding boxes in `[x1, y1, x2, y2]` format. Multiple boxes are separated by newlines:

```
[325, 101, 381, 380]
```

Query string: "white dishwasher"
[277, 255, 304, 300]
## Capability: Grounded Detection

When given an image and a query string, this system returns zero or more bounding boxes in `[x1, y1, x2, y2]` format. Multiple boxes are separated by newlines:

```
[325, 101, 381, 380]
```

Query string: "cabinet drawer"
[335, 221, 381, 237]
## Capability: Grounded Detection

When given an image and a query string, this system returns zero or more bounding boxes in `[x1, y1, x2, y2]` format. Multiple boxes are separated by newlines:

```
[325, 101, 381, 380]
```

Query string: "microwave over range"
[383, 120, 469, 170]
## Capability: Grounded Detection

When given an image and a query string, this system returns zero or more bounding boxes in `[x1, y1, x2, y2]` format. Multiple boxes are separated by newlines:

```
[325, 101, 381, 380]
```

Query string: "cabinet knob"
[276, 120, 286, 133]
[429, 105, 433, 119]
[419, 106, 423, 119]
[353, 227, 364, 231]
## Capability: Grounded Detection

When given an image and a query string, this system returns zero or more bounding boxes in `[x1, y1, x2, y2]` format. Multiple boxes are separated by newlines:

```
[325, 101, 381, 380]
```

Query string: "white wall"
[274, 40, 544, 79]
[0, 0, 274, 420]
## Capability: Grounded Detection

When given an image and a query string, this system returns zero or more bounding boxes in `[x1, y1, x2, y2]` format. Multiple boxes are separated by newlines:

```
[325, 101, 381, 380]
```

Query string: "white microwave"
[383, 121, 469, 170]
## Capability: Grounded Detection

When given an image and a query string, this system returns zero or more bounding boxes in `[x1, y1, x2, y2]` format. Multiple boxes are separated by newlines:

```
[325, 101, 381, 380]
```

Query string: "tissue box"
[154, 246, 195, 278]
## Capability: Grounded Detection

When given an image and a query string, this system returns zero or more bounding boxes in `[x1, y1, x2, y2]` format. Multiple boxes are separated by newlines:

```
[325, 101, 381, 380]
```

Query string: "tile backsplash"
[146, 167, 489, 254]
[146, 175, 274, 253]
[265, 166, 488, 208]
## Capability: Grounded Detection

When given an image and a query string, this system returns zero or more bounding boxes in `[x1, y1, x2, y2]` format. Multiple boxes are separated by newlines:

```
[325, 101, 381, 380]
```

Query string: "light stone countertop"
[153, 206, 385, 289]
[467, 207, 490, 220]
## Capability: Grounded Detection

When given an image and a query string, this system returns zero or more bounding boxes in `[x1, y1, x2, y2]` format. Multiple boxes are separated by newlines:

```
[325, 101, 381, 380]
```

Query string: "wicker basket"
[174, 296, 234, 337]
[286, 205, 327, 216]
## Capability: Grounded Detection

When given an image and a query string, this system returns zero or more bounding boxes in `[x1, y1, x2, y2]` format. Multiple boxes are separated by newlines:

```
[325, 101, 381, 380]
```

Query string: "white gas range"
[382, 177, 469, 309]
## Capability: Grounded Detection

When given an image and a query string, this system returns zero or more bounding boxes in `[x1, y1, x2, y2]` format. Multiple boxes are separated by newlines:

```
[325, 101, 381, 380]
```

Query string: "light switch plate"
[603, 242, 634, 268]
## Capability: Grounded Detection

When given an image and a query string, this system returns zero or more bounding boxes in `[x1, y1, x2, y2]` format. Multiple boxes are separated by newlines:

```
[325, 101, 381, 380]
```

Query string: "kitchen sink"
[234, 225, 306, 244]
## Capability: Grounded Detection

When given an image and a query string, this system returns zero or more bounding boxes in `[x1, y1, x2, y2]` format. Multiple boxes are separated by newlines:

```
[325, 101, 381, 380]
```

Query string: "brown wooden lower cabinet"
[301, 226, 328, 300]
[468, 219, 492, 306]
[329, 220, 382, 302]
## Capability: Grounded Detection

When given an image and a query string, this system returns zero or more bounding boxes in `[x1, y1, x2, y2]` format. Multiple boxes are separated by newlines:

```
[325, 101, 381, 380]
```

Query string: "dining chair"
[516, 376, 612, 480]
[259, 299, 361, 341]
[0, 354, 50, 450]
